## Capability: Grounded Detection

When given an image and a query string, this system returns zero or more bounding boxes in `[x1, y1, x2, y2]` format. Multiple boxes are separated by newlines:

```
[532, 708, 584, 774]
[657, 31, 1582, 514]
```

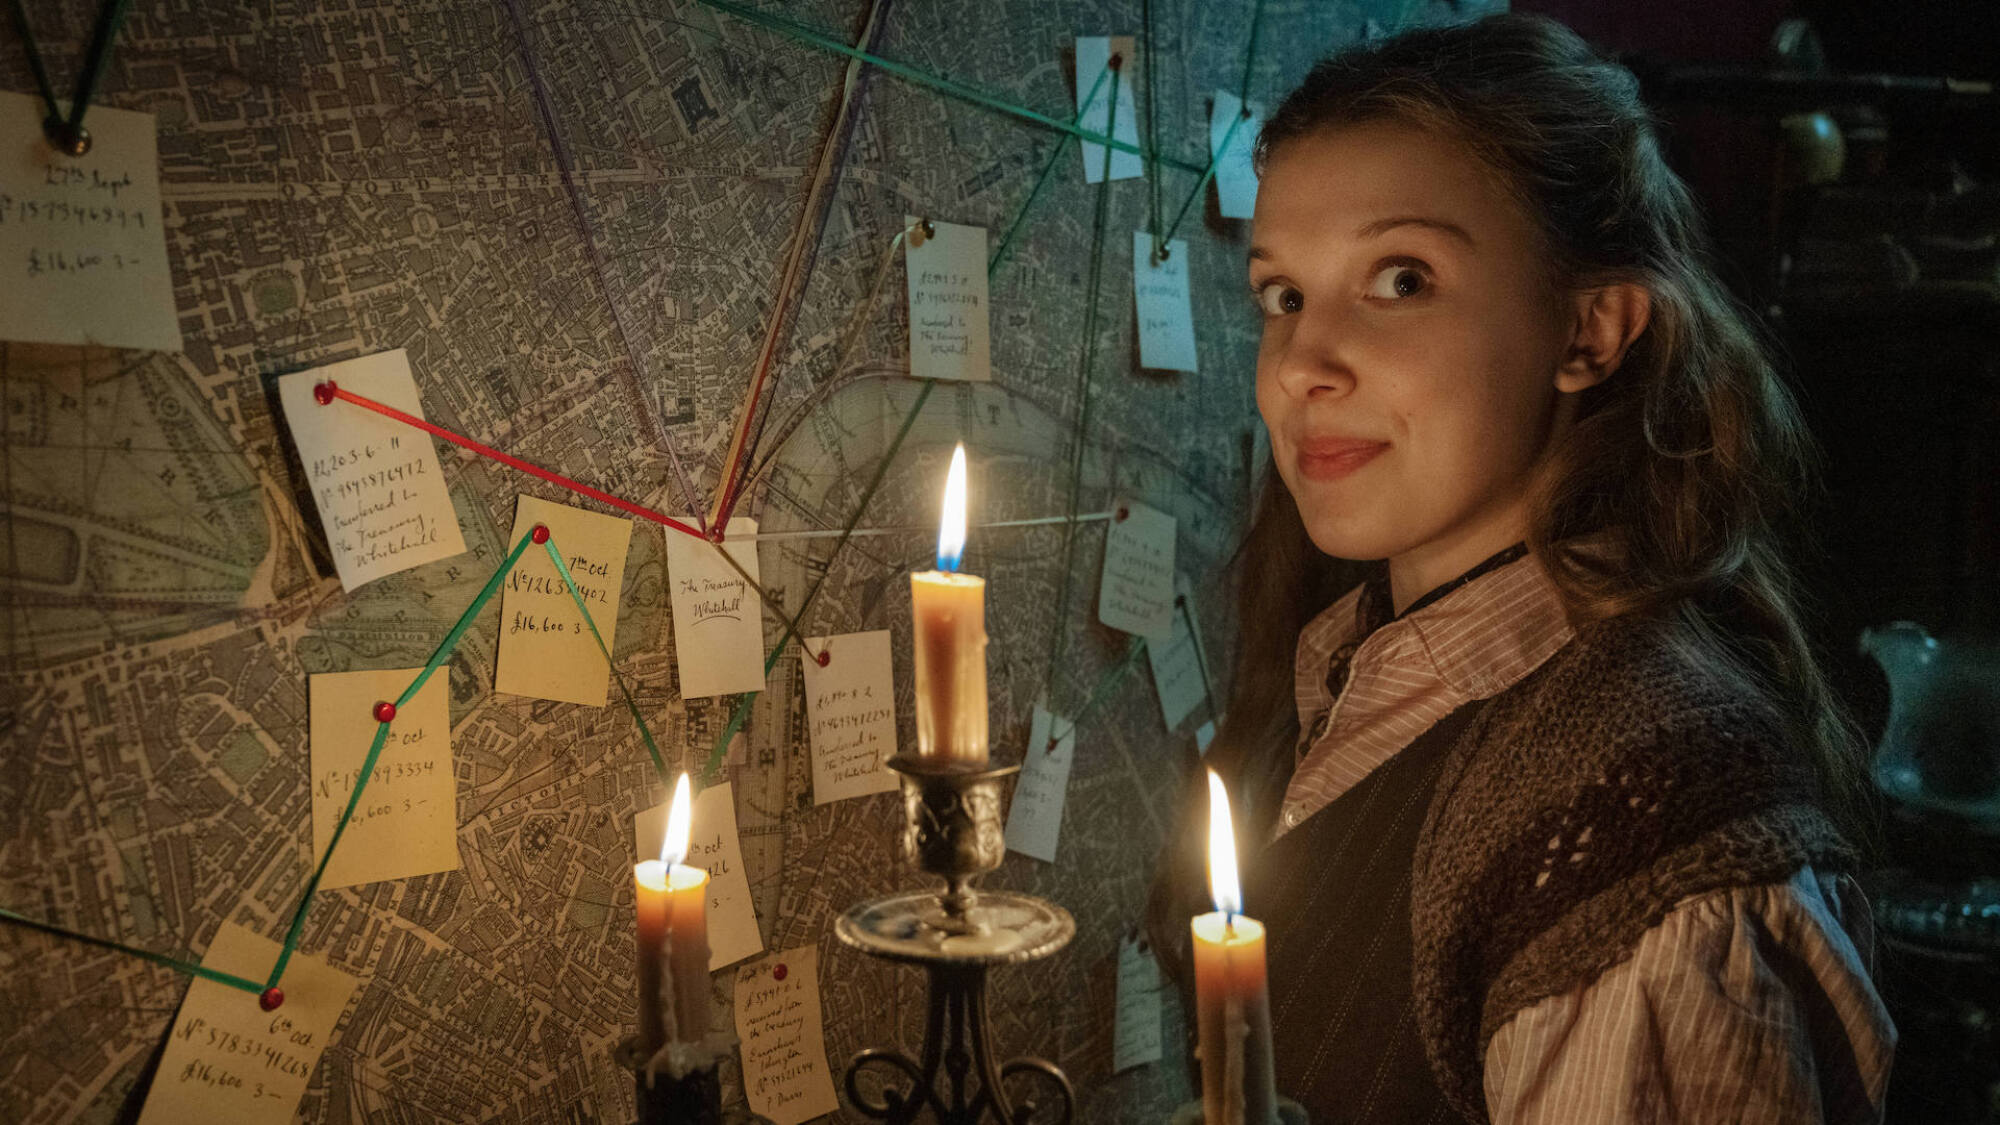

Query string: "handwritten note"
[801, 631, 899, 805]
[1114, 934, 1164, 1073]
[1099, 499, 1177, 639]
[734, 947, 840, 1125]
[1076, 37, 1143, 182]
[636, 781, 762, 970]
[276, 351, 466, 591]
[309, 667, 456, 889]
[1146, 575, 1213, 730]
[494, 496, 633, 706]
[1005, 706, 1076, 863]
[1, 92, 180, 351]
[1133, 233, 1198, 372]
[905, 216, 991, 383]
[666, 518, 765, 698]
[1210, 89, 1266, 220]
[138, 921, 359, 1125]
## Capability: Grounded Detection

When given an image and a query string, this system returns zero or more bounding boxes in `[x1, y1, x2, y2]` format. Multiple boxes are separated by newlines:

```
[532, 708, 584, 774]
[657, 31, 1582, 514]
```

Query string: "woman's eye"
[1255, 282, 1304, 316]
[1366, 264, 1430, 300]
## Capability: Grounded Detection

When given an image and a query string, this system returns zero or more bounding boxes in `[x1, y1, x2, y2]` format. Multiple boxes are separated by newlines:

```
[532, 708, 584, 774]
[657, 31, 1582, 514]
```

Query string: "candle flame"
[660, 772, 692, 866]
[937, 443, 968, 571]
[1206, 769, 1241, 916]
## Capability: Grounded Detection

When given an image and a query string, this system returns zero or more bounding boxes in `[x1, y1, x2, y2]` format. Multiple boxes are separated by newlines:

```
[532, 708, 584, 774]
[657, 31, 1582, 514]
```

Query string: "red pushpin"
[373, 700, 396, 723]
[816, 649, 831, 667]
[1109, 53, 1123, 69]
[1116, 506, 1130, 522]
[530, 523, 550, 544]
[706, 523, 727, 544]
[312, 381, 337, 406]
[772, 963, 788, 982]
[259, 987, 284, 1011]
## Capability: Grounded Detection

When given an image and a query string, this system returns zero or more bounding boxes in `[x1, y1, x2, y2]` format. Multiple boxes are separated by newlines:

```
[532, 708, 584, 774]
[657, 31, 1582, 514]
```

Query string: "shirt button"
[1284, 808, 1301, 827]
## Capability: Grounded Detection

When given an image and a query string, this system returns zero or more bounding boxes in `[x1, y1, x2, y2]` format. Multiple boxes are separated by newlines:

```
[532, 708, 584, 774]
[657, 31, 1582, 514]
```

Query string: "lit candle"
[910, 443, 988, 763]
[1192, 769, 1278, 1125]
[634, 773, 711, 1053]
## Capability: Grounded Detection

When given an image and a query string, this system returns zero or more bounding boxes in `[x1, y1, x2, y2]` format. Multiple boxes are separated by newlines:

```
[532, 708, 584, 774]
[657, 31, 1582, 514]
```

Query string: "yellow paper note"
[309, 667, 457, 889]
[138, 921, 360, 1125]
[801, 631, 900, 805]
[905, 216, 991, 382]
[1098, 499, 1178, 639]
[0, 92, 180, 351]
[734, 947, 840, 1125]
[665, 518, 765, 698]
[276, 351, 467, 591]
[636, 780, 762, 970]
[494, 495, 633, 706]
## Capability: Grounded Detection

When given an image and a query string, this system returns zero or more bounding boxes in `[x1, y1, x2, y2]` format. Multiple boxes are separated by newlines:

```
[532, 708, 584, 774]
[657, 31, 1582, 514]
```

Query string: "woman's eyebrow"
[1356, 215, 1476, 245]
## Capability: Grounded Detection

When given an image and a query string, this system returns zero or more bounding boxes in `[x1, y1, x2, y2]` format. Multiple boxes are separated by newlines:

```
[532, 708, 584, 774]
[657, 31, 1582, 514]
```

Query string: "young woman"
[1148, 15, 1895, 1124]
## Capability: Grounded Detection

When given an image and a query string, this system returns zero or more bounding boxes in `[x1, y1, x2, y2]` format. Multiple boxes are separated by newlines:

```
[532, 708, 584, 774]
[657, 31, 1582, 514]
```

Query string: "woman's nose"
[1270, 306, 1356, 399]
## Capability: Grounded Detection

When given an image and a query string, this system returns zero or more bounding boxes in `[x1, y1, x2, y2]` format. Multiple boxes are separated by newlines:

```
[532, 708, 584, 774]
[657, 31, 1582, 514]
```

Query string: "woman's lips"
[1296, 437, 1389, 482]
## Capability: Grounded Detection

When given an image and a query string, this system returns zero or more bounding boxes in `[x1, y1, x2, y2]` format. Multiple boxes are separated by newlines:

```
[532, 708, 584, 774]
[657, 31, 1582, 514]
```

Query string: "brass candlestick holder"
[836, 753, 1076, 1124]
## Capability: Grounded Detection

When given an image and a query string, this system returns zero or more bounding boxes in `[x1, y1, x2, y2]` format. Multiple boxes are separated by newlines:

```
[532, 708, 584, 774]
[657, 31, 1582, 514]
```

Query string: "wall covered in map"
[0, 0, 1479, 1120]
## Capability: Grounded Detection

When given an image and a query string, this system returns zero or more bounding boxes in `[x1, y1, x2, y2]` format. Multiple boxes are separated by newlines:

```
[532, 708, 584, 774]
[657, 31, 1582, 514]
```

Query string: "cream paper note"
[666, 518, 765, 698]
[1004, 705, 1076, 863]
[734, 947, 840, 1125]
[495, 496, 633, 706]
[1113, 933, 1164, 1073]
[276, 351, 466, 591]
[138, 921, 360, 1125]
[0, 92, 180, 351]
[309, 667, 456, 889]
[636, 780, 762, 970]
[1098, 499, 1177, 639]
[1133, 233, 1198, 372]
[905, 216, 991, 382]
[1210, 89, 1266, 220]
[1075, 36, 1143, 182]
[801, 631, 900, 804]
[1146, 574, 1213, 730]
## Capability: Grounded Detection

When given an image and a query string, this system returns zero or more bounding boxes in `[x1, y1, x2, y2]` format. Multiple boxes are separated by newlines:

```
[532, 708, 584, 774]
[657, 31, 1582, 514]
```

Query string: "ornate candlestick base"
[835, 754, 1076, 1124]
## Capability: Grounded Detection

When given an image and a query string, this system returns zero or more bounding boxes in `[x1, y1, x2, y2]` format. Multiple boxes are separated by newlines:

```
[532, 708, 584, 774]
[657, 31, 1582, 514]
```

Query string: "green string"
[0, 905, 266, 995]
[1238, 0, 1266, 104]
[266, 528, 535, 989]
[694, 0, 1204, 176]
[542, 538, 670, 785]
[989, 63, 1109, 275]
[6, 0, 135, 148]
[1047, 635, 1148, 747]
[1159, 109, 1247, 249]
[1142, 0, 1162, 257]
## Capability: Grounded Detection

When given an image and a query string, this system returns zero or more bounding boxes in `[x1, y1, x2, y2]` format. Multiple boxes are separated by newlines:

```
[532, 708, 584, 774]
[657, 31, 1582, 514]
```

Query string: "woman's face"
[1251, 120, 1576, 591]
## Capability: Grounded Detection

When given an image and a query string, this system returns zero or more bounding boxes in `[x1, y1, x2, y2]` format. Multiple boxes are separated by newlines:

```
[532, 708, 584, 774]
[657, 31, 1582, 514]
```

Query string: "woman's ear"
[1554, 283, 1651, 393]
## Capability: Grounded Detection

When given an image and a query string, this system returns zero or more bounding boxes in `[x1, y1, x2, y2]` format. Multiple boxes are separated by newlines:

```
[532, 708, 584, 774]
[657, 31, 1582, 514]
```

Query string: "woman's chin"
[1298, 513, 1411, 563]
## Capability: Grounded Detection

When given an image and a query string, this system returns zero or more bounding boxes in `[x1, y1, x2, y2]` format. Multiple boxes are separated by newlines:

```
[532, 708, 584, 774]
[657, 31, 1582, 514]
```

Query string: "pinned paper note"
[1196, 719, 1217, 755]
[905, 217, 991, 383]
[1134, 233, 1198, 372]
[801, 631, 899, 805]
[666, 518, 765, 698]
[637, 781, 762, 970]
[138, 921, 360, 1125]
[734, 947, 840, 1125]
[1, 92, 180, 352]
[1114, 933, 1164, 1073]
[494, 496, 633, 706]
[1146, 575, 1213, 730]
[1076, 37, 1143, 182]
[1099, 500, 1177, 640]
[1005, 706, 1076, 862]
[276, 351, 467, 591]
[1210, 90, 1265, 220]
[308, 667, 456, 889]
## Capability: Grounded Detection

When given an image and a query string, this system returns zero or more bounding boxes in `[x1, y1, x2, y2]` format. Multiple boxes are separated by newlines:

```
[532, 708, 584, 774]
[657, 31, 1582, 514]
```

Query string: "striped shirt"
[1282, 550, 1896, 1123]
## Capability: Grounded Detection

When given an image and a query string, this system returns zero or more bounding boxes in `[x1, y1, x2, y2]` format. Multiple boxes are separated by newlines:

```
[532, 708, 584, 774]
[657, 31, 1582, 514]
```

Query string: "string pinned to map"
[6, 0, 134, 155]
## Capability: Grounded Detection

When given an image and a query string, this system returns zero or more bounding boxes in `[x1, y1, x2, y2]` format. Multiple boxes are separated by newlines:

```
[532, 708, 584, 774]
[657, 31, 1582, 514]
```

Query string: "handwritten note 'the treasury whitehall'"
[1075, 37, 1143, 182]
[905, 216, 991, 383]
[276, 351, 466, 591]
[734, 947, 840, 1125]
[1147, 574, 1214, 731]
[495, 496, 633, 706]
[0, 92, 180, 352]
[1210, 89, 1266, 220]
[309, 667, 457, 889]
[138, 921, 359, 1125]
[637, 780, 763, 970]
[801, 631, 900, 805]
[1005, 706, 1077, 863]
[1114, 933, 1164, 1073]
[666, 518, 765, 698]
[1099, 499, 1177, 640]
[1133, 232, 1198, 373]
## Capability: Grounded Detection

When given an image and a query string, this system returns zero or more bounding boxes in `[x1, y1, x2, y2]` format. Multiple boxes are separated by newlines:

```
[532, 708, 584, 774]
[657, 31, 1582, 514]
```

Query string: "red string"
[322, 383, 707, 542]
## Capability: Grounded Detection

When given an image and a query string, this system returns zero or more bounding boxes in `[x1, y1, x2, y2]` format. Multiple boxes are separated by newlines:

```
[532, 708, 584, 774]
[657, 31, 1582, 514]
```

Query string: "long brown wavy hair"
[1152, 13, 1873, 962]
